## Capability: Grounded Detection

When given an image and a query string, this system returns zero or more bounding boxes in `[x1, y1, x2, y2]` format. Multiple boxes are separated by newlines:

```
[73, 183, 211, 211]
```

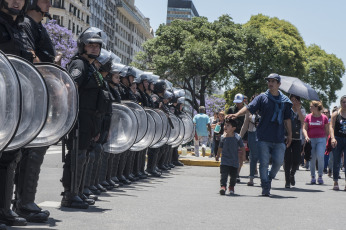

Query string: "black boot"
[111, 154, 121, 183]
[61, 191, 88, 209]
[0, 151, 27, 226]
[90, 144, 103, 193]
[172, 147, 184, 166]
[117, 152, 131, 184]
[124, 152, 134, 180]
[0, 224, 6, 230]
[98, 151, 110, 191]
[83, 147, 96, 194]
[140, 150, 148, 177]
[13, 147, 50, 223]
[146, 149, 161, 177]
[60, 150, 89, 209]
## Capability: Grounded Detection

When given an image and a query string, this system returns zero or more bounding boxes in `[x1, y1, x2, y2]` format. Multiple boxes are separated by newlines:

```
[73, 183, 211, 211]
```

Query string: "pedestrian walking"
[302, 100, 329, 185]
[216, 119, 245, 195]
[193, 106, 211, 157]
[329, 95, 346, 190]
[228, 73, 292, 196]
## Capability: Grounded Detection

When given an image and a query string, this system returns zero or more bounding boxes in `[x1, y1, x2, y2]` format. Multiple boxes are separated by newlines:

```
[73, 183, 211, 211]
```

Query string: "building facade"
[49, 0, 91, 39]
[166, 0, 199, 25]
[49, 0, 153, 65]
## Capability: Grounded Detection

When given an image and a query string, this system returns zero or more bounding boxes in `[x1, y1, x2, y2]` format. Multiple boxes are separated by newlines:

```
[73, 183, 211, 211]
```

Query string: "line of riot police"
[0, 2, 194, 227]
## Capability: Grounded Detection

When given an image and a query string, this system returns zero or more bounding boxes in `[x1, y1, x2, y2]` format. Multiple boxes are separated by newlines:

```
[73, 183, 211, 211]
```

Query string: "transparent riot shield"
[0, 52, 21, 152]
[5, 55, 49, 151]
[180, 112, 194, 144]
[150, 109, 170, 148]
[103, 103, 138, 154]
[26, 64, 78, 147]
[122, 101, 148, 144]
[145, 109, 163, 147]
[166, 113, 180, 145]
[130, 111, 155, 151]
[171, 117, 185, 148]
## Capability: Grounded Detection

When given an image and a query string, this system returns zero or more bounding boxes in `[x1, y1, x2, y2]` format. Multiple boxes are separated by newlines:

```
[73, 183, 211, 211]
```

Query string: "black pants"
[284, 139, 301, 182]
[220, 165, 238, 187]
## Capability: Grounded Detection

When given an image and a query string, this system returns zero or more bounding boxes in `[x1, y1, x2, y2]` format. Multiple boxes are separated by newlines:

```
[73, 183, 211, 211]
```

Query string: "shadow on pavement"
[58, 206, 112, 213]
[272, 187, 324, 193]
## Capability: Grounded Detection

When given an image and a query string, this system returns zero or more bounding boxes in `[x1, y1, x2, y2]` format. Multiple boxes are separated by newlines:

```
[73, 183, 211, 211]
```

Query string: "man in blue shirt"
[228, 73, 292, 196]
[193, 106, 211, 157]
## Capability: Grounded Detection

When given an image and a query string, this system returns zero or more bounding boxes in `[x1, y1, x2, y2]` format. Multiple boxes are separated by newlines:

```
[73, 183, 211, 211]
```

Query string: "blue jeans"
[333, 136, 346, 181]
[310, 137, 326, 177]
[248, 131, 258, 178]
[257, 141, 286, 188]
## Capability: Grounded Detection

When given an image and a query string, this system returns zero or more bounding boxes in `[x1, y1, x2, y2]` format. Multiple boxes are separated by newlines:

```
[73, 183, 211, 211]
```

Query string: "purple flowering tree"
[192, 95, 226, 117]
[43, 20, 77, 68]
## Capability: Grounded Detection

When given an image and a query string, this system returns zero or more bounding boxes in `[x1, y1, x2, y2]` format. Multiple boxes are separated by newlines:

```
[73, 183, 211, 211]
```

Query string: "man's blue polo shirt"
[247, 93, 292, 143]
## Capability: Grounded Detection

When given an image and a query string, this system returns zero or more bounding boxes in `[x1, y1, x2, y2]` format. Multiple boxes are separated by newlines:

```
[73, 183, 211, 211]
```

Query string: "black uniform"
[61, 55, 104, 208]
[12, 15, 57, 223]
[20, 16, 55, 62]
[0, 10, 33, 227]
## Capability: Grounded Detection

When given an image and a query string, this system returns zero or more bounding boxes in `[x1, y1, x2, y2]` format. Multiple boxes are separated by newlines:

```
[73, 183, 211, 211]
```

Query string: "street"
[9, 144, 346, 230]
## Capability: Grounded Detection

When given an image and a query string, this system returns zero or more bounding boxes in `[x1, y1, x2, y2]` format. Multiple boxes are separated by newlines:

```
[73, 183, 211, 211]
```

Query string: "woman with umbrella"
[329, 95, 346, 190]
[284, 95, 306, 188]
[302, 101, 329, 184]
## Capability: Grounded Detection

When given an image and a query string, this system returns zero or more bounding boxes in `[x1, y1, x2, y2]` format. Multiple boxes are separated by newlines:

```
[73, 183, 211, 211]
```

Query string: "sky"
[135, 0, 346, 108]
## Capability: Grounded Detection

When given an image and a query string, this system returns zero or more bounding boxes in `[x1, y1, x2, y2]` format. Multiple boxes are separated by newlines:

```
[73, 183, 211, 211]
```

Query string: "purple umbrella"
[279, 75, 320, 101]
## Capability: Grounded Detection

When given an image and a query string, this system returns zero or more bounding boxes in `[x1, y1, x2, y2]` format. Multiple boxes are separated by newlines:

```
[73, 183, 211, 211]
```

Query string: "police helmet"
[153, 80, 166, 94]
[0, 0, 30, 16]
[139, 74, 150, 83]
[97, 49, 113, 72]
[77, 28, 103, 58]
[164, 91, 173, 100]
[177, 97, 185, 104]
[27, 0, 48, 14]
[83, 27, 108, 48]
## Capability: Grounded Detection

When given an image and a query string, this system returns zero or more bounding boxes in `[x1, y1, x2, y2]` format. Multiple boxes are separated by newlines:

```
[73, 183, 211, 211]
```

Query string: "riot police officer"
[0, 0, 33, 226]
[60, 28, 104, 209]
[12, 0, 58, 223]
[171, 96, 185, 166]
[117, 67, 139, 184]
[20, 0, 60, 63]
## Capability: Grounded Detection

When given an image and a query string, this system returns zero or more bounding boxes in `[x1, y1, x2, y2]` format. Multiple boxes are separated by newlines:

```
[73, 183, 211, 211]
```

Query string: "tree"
[132, 15, 243, 112]
[304, 44, 344, 106]
[225, 14, 307, 102]
[44, 20, 77, 68]
[224, 14, 344, 108]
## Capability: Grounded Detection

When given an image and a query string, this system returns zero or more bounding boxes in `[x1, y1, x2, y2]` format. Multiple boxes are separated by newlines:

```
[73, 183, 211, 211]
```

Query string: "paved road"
[8, 144, 346, 230]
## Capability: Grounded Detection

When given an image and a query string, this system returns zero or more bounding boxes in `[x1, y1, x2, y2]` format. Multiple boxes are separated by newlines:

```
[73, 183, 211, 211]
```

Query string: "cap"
[233, 93, 244, 103]
[265, 73, 281, 83]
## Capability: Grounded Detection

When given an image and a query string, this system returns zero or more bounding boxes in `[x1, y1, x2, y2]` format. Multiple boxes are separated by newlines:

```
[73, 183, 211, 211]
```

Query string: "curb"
[179, 159, 220, 167]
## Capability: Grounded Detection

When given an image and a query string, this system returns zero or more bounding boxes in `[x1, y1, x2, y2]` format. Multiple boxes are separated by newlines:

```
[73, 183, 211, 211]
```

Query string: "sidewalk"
[178, 147, 220, 167]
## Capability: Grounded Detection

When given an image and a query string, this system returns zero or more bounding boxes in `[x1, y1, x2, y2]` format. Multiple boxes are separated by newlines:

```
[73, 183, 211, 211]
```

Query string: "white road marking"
[37, 201, 61, 208]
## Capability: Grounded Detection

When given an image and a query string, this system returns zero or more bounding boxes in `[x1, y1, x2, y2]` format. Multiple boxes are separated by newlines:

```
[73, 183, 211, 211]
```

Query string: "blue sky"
[135, 0, 346, 108]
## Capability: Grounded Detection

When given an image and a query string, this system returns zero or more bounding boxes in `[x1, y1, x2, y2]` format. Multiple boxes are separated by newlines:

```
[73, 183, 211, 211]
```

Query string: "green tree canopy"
[132, 15, 243, 112]
[225, 14, 344, 108]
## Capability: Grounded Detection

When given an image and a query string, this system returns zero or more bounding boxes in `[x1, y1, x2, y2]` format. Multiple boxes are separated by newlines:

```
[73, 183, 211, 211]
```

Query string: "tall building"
[49, 0, 91, 39]
[166, 0, 199, 25]
[113, 0, 154, 65]
[89, 0, 154, 65]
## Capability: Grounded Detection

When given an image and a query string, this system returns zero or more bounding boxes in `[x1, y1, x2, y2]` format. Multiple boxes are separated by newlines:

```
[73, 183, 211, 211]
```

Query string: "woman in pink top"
[303, 101, 329, 184]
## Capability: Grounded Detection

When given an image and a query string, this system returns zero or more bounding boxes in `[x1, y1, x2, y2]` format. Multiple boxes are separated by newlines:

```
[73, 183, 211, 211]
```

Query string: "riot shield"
[150, 109, 170, 148]
[26, 64, 78, 147]
[103, 103, 138, 154]
[171, 117, 185, 148]
[122, 101, 148, 144]
[180, 112, 194, 144]
[130, 110, 155, 151]
[166, 113, 180, 145]
[5, 55, 49, 151]
[145, 109, 163, 146]
[0, 51, 21, 152]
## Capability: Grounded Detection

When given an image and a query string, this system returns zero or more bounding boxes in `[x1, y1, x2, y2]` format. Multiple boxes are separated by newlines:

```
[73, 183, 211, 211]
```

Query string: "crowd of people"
[193, 74, 346, 196]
